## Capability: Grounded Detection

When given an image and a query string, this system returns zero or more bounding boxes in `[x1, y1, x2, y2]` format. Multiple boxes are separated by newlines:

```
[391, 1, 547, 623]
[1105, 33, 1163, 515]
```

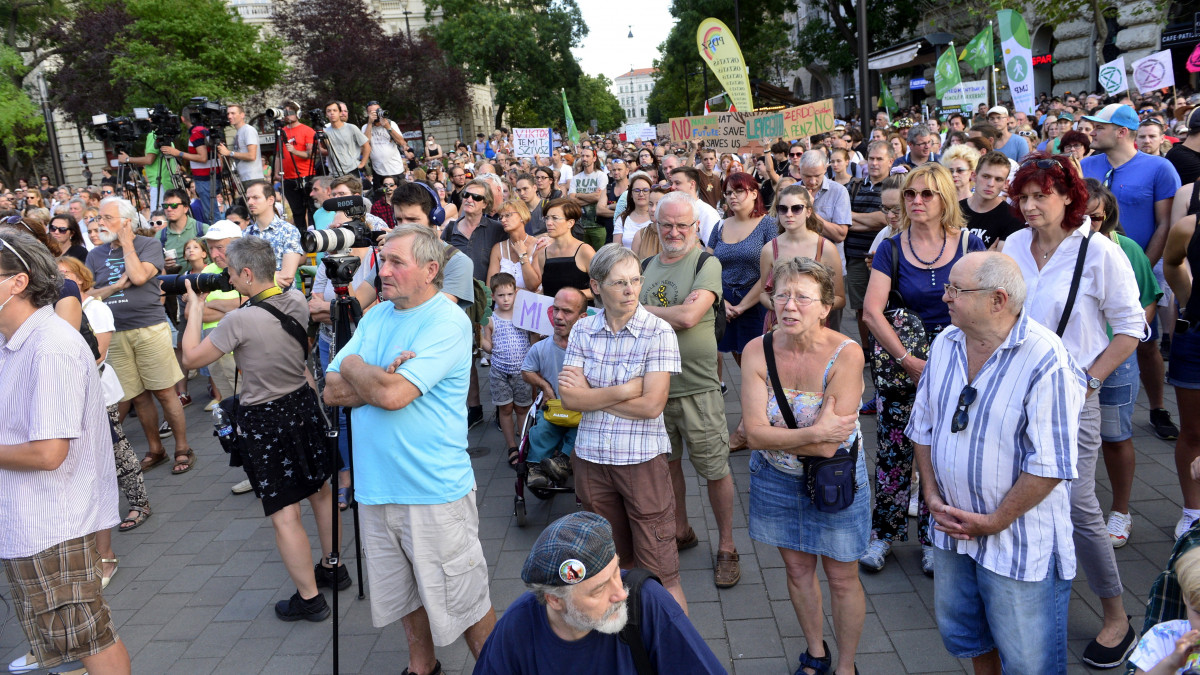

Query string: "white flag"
[1098, 57, 1128, 96]
[1131, 50, 1175, 94]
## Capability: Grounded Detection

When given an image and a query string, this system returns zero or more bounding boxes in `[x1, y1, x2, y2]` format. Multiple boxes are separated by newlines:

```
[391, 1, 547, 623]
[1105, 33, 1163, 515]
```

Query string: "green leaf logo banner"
[935, 45, 963, 100]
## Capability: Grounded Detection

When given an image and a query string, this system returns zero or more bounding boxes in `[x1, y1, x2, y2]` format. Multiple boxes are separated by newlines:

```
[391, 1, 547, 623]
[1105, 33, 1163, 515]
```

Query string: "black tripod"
[323, 255, 368, 674]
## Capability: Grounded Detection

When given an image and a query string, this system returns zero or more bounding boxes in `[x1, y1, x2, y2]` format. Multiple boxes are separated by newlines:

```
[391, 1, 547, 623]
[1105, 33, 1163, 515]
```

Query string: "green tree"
[647, 0, 797, 122]
[793, 0, 920, 75]
[423, 0, 587, 130]
[508, 73, 625, 132]
[0, 0, 68, 184]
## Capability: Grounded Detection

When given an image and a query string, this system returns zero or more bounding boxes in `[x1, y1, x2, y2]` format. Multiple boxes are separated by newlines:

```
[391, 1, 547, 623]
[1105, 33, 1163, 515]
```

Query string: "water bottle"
[213, 405, 233, 439]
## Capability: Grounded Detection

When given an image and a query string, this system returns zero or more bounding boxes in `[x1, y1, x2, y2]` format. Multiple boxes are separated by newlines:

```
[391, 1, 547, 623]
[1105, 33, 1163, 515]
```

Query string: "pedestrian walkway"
[0, 354, 1185, 674]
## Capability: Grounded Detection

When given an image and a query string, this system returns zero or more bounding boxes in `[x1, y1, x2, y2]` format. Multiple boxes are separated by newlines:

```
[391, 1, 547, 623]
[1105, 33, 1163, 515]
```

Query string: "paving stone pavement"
[0, 348, 1186, 674]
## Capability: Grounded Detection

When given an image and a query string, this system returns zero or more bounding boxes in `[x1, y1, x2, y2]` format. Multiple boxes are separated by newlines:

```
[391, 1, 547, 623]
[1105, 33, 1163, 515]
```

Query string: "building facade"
[613, 68, 657, 125]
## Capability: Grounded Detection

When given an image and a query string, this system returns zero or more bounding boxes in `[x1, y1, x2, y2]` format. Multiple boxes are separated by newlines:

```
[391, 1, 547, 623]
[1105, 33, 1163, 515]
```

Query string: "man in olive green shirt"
[638, 191, 740, 589]
[160, 188, 202, 273]
[118, 131, 175, 209]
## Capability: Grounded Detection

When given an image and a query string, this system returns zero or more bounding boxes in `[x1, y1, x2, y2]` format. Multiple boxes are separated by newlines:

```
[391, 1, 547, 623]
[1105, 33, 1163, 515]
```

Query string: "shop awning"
[868, 32, 955, 71]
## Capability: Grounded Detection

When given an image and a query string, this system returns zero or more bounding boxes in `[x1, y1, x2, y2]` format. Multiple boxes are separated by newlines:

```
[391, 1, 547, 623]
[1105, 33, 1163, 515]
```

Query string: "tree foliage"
[273, 0, 469, 129]
[423, 0, 588, 130]
[47, 0, 286, 126]
[507, 73, 625, 132]
[793, 0, 921, 76]
[0, 0, 67, 184]
[646, 0, 797, 123]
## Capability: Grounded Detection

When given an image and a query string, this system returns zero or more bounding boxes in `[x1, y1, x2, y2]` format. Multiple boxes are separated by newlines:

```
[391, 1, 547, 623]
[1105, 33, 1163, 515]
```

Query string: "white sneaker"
[8, 652, 38, 674]
[1176, 512, 1198, 540]
[859, 538, 890, 572]
[1107, 511, 1132, 548]
[921, 545, 935, 577]
[231, 479, 253, 495]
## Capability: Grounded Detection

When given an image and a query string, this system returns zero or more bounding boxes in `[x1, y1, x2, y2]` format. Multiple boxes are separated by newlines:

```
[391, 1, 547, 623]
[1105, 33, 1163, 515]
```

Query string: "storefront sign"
[909, 77, 929, 90]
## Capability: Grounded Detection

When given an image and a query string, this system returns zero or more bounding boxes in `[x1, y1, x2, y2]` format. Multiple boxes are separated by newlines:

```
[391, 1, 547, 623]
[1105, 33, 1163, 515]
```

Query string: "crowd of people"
[9, 88, 1200, 675]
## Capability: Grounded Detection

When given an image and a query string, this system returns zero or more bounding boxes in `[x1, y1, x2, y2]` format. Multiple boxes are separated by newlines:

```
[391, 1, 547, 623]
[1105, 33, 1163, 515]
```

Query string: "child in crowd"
[481, 272, 533, 466]
[1131, 547, 1200, 673]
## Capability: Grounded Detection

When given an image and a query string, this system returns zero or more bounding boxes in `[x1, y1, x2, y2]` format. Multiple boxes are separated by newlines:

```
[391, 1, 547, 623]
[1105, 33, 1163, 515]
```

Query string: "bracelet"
[897, 350, 911, 364]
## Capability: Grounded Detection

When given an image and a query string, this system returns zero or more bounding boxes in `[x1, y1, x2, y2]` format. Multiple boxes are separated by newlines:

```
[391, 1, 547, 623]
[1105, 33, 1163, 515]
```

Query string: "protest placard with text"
[513, 290, 595, 336]
[513, 128, 552, 158]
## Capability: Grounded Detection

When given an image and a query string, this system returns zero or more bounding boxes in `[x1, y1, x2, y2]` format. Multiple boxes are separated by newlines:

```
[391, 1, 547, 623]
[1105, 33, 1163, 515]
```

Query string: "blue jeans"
[526, 417, 576, 464]
[317, 337, 350, 472]
[1099, 351, 1139, 442]
[932, 547, 1070, 673]
[193, 176, 216, 224]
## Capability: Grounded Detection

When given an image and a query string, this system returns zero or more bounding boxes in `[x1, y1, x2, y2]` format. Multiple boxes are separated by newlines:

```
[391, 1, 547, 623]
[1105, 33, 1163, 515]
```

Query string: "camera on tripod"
[265, 107, 289, 130]
[157, 268, 234, 296]
[92, 113, 150, 155]
[189, 96, 229, 131]
[308, 109, 328, 128]
[134, 104, 182, 148]
[303, 196, 384, 257]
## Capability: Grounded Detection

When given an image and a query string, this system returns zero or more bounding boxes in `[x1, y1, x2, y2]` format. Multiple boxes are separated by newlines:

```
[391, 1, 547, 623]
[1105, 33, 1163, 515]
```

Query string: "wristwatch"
[1087, 375, 1102, 391]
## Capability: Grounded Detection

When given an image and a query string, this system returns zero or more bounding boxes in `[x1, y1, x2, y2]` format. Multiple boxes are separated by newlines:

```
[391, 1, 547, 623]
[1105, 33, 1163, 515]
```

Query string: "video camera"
[189, 96, 229, 131]
[308, 108, 328, 128]
[133, 104, 182, 148]
[303, 196, 383, 256]
[157, 268, 233, 296]
[92, 113, 151, 155]
[265, 107, 289, 130]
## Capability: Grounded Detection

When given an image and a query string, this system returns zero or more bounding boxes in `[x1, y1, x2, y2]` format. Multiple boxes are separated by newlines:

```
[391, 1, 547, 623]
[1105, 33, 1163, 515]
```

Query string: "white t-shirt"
[362, 120, 406, 177]
[696, 200, 721, 246]
[1128, 619, 1198, 674]
[232, 124, 263, 182]
[82, 296, 125, 406]
[614, 213, 653, 249]
[556, 163, 574, 187]
[868, 225, 899, 255]
[570, 170, 607, 198]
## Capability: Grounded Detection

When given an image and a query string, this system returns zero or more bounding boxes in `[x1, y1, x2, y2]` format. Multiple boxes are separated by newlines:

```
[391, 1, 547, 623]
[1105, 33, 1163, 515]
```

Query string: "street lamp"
[399, 0, 426, 158]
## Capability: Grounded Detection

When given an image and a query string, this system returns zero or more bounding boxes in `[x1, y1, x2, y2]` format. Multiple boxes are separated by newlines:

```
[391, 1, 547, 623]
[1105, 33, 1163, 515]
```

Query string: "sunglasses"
[778, 204, 807, 215]
[150, 220, 166, 227]
[788, 152, 804, 157]
[902, 189, 938, 201]
[48, 225, 72, 233]
[1021, 158, 1063, 171]
[951, 385, 978, 433]
[463, 192, 488, 202]
[163, 202, 187, 209]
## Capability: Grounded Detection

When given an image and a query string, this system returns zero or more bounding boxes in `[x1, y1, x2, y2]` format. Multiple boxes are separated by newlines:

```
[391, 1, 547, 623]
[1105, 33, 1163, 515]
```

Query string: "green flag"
[935, 43, 963, 99]
[879, 74, 898, 117]
[960, 25, 994, 72]
[561, 89, 580, 145]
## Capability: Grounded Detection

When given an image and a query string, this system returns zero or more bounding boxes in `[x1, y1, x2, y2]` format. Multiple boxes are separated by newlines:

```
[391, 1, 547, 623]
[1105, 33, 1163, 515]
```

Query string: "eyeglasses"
[788, 152, 804, 157]
[163, 202, 187, 209]
[902, 188, 938, 202]
[382, 183, 396, 190]
[773, 293, 817, 307]
[881, 205, 903, 216]
[601, 276, 644, 290]
[463, 192, 488, 202]
[631, 188, 651, 195]
[101, 190, 115, 196]
[658, 222, 695, 231]
[947, 167, 971, 175]
[723, 189, 748, 198]
[950, 385, 978, 433]
[943, 283, 998, 299]
[778, 204, 807, 215]
[48, 225, 72, 233]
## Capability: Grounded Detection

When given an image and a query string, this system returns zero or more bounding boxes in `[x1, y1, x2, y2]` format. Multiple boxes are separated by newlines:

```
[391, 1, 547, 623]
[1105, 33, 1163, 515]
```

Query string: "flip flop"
[171, 450, 196, 475]
[140, 451, 168, 471]
[118, 509, 151, 532]
[337, 487, 352, 512]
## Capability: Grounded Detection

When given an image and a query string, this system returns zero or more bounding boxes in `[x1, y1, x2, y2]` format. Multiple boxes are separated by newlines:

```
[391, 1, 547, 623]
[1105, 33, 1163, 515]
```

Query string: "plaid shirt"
[246, 215, 303, 271]
[1125, 524, 1200, 674]
[563, 305, 681, 465]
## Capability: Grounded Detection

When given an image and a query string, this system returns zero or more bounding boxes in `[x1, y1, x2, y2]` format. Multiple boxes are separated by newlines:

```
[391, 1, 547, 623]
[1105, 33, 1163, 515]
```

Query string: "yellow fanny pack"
[543, 399, 581, 428]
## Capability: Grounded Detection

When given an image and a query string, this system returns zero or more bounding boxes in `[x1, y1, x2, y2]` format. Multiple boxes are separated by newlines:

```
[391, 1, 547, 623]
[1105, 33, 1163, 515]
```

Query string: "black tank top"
[542, 244, 590, 299]
[1188, 179, 1200, 217]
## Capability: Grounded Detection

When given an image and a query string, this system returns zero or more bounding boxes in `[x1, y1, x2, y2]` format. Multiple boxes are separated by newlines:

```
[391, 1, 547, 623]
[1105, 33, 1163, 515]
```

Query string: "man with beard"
[473, 512, 724, 674]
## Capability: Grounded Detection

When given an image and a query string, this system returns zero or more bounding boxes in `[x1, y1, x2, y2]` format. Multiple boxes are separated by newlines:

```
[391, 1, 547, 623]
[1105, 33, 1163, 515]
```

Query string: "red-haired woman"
[1006, 152, 1143, 667]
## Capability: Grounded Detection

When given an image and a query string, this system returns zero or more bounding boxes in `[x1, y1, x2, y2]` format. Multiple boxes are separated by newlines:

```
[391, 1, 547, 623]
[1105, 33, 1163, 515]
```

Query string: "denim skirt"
[748, 449, 871, 562]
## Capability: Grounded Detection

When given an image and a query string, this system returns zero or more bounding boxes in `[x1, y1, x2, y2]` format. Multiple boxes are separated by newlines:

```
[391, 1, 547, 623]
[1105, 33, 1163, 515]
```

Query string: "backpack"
[618, 568, 661, 675]
[159, 219, 207, 247]
[641, 252, 726, 342]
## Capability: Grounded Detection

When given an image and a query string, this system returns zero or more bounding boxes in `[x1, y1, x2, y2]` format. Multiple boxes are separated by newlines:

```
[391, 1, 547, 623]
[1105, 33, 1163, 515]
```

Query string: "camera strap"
[243, 287, 309, 361]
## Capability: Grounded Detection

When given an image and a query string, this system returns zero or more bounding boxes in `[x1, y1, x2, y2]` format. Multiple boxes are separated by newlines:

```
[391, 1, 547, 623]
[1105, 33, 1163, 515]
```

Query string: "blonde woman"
[939, 144, 980, 201]
[759, 183, 845, 331]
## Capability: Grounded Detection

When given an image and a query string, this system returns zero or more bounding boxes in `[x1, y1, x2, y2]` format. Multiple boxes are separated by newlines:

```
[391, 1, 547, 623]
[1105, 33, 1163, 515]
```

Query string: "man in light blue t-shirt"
[324, 225, 496, 672]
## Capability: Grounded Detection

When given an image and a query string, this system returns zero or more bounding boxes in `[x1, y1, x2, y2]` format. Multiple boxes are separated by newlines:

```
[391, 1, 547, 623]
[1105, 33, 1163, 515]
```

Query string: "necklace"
[906, 229, 947, 286]
[1033, 235, 1060, 261]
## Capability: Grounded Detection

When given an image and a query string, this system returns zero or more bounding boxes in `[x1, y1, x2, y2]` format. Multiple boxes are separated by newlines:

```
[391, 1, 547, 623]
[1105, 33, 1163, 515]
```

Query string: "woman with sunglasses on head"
[49, 214, 88, 262]
[759, 184, 844, 331]
[223, 203, 250, 231]
[1006, 152, 1143, 667]
[488, 198, 542, 291]
[861, 163, 985, 576]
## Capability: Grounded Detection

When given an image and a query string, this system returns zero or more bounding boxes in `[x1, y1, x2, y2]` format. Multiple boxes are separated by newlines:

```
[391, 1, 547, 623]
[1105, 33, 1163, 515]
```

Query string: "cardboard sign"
[746, 99, 836, 142]
[513, 128, 552, 158]
[940, 80, 988, 111]
[513, 289, 595, 336]
[656, 123, 671, 139]
[668, 112, 748, 152]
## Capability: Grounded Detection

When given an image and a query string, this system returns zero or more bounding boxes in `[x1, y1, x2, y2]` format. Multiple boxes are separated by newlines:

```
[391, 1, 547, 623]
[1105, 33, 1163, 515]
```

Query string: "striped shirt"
[0, 306, 119, 558]
[564, 305, 681, 465]
[906, 312, 1085, 582]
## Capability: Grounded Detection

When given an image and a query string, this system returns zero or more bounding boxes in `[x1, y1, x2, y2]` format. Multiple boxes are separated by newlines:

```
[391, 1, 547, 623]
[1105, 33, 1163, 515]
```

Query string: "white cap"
[202, 220, 243, 241]
[987, 106, 1009, 117]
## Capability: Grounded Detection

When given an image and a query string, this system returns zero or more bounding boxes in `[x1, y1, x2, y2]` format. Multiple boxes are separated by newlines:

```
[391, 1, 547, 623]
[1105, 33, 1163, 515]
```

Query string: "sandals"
[337, 487, 352, 512]
[795, 640, 831, 675]
[119, 508, 151, 532]
[140, 450, 168, 471]
[172, 450, 196, 475]
[100, 557, 118, 589]
[507, 447, 520, 470]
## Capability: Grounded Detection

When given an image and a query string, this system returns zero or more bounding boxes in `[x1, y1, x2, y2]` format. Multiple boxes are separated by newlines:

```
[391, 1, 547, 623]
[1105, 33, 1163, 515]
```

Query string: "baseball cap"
[1056, 112, 1074, 122]
[1082, 104, 1140, 131]
[987, 106, 1009, 117]
[202, 220, 243, 240]
[521, 512, 616, 587]
[1187, 107, 1200, 132]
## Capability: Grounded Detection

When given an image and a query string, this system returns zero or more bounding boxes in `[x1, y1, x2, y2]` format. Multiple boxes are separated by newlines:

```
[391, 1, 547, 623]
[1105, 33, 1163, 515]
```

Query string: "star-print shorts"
[237, 385, 335, 516]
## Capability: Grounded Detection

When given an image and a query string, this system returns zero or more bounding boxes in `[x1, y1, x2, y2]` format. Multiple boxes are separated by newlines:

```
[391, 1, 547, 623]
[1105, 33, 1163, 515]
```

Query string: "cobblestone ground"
[0, 347, 1184, 674]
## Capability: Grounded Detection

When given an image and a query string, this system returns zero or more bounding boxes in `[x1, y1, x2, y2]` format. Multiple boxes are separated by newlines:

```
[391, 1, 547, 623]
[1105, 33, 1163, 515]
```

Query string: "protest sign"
[656, 123, 671, 139]
[512, 128, 552, 158]
[514, 290, 594, 336]
[668, 112, 748, 152]
[624, 123, 650, 142]
[1131, 50, 1175, 93]
[743, 99, 836, 142]
[941, 80, 988, 112]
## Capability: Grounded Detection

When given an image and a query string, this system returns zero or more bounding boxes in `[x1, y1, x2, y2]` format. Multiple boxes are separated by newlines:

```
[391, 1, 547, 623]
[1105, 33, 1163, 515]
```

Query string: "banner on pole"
[696, 18, 754, 113]
[935, 44, 964, 99]
[561, 89, 580, 145]
[1098, 57, 1129, 95]
[512, 128, 552, 158]
[1131, 50, 1175, 93]
[960, 25, 994, 72]
[997, 10, 1035, 115]
[941, 80, 989, 112]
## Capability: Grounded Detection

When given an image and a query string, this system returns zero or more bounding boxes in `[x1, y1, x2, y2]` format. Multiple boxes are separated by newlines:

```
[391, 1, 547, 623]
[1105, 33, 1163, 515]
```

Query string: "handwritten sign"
[745, 99, 836, 142]
[669, 99, 836, 152]
[656, 123, 671, 139]
[668, 112, 749, 152]
[513, 128, 552, 159]
[513, 290, 595, 336]
[940, 81, 988, 113]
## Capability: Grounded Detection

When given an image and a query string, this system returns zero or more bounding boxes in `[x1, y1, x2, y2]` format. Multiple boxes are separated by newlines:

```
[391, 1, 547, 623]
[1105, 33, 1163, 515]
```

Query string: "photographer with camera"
[217, 105, 262, 183]
[159, 108, 219, 225]
[363, 102, 407, 184]
[180, 235, 338, 622]
[276, 101, 318, 231]
[243, 180, 303, 290]
[117, 132, 173, 210]
[321, 101, 370, 179]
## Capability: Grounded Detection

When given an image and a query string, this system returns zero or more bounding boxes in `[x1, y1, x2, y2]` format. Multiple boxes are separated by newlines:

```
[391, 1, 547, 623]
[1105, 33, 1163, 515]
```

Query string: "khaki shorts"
[359, 489, 492, 645]
[665, 388, 731, 481]
[108, 322, 184, 402]
[575, 455, 680, 588]
[2, 534, 119, 670]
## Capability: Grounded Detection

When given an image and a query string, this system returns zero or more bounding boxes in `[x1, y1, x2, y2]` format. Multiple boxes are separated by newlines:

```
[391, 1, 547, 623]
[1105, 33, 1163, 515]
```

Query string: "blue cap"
[521, 512, 616, 587]
[1082, 104, 1140, 132]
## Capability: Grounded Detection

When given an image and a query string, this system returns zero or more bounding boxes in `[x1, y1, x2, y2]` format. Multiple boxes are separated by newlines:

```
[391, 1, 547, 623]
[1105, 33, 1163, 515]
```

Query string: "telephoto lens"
[157, 271, 233, 295]
[303, 227, 356, 254]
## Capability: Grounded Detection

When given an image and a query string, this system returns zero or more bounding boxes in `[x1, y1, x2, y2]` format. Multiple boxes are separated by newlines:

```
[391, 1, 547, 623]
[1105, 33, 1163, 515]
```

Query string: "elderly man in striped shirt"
[908, 252, 1085, 675]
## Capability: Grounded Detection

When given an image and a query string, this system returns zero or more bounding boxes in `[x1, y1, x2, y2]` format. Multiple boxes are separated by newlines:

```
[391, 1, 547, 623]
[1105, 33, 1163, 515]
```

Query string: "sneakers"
[1107, 511, 1132, 548]
[859, 396, 877, 415]
[231, 479, 253, 495]
[1151, 408, 1180, 441]
[1176, 512, 1199, 540]
[720, 381, 728, 395]
[157, 420, 172, 438]
[275, 591, 330, 622]
[541, 453, 572, 484]
[908, 472, 921, 518]
[8, 652, 38, 674]
[314, 563, 352, 591]
[859, 538, 890, 572]
[178, 393, 193, 408]
[466, 405, 484, 430]
[479, 355, 489, 367]
[526, 465, 551, 489]
[921, 545, 935, 577]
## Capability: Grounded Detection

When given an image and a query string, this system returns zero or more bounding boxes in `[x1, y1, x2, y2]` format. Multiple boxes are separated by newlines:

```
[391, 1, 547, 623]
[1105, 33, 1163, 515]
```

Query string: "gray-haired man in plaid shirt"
[560, 244, 688, 612]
